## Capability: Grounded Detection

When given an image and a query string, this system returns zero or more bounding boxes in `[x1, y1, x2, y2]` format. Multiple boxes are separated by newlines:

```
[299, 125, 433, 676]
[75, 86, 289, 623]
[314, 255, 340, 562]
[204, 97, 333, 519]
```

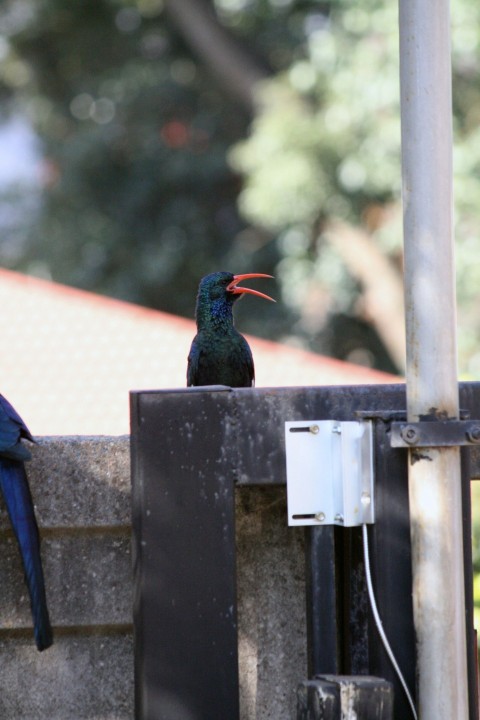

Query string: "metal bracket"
[390, 420, 480, 448]
[285, 420, 374, 527]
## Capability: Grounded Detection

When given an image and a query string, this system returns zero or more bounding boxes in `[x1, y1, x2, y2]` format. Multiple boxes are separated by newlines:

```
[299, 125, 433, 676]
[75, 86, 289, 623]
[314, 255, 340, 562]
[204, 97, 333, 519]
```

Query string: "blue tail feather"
[0, 459, 53, 651]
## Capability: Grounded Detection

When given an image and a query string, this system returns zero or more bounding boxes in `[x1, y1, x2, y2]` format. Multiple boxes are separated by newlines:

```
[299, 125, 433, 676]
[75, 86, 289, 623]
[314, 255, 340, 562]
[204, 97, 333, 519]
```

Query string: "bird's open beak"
[227, 273, 275, 302]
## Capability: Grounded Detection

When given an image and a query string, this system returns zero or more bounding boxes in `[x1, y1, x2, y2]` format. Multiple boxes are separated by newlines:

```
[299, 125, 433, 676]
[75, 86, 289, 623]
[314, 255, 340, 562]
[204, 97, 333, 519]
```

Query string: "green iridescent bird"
[187, 272, 275, 387]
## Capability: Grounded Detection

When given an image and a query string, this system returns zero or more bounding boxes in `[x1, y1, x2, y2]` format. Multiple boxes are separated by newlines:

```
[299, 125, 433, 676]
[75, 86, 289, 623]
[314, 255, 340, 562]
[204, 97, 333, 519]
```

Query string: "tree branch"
[163, 0, 269, 111]
[324, 218, 406, 371]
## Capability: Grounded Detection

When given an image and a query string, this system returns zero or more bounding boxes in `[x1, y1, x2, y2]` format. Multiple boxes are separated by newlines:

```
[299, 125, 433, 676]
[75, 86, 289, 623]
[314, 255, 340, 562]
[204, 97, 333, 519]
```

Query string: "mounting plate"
[285, 420, 374, 527]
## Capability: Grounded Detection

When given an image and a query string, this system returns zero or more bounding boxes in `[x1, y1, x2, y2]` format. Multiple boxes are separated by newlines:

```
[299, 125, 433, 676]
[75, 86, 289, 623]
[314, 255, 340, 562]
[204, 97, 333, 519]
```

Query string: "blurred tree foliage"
[230, 0, 480, 374]
[1, 0, 480, 373]
[0, 0, 296, 337]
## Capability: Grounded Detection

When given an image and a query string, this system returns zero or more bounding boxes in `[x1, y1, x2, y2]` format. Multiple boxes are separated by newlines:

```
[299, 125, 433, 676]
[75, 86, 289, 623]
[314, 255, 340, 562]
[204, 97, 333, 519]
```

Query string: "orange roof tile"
[0, 268, 400, 435]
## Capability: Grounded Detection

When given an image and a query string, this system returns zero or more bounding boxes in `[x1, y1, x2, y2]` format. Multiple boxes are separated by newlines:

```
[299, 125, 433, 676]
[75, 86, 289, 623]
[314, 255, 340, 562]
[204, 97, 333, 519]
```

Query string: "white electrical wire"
[362, 523, 418, 720]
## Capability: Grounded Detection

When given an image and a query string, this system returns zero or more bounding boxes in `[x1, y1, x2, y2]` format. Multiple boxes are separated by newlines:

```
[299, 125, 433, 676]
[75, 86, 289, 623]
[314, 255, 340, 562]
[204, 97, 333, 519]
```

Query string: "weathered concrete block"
[0, 437, 134, 720]
[0, 533, 132, 628]
[1, 436, 131, 529]
[236, 486, 306, 720]
[0, 634, 134, 720]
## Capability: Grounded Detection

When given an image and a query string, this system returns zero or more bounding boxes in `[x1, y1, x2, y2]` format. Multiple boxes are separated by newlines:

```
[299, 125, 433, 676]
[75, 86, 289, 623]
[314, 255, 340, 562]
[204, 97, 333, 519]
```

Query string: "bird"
[187, 271, 275, 388]
[0, 394, 53, 651]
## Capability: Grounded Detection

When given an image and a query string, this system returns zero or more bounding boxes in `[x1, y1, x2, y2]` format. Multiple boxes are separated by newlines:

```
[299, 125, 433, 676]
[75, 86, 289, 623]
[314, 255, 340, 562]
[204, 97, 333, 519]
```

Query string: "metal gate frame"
[130, 382, 479, 719]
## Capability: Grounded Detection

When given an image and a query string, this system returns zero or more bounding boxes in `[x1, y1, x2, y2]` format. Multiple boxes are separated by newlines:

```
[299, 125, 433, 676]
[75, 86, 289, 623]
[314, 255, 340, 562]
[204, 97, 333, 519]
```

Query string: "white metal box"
[285, 420, 374, 527]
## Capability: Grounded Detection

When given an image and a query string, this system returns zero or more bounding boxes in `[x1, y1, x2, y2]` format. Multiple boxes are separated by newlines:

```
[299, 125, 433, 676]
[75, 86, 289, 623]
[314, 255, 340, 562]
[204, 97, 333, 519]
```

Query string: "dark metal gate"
[130, 383, 479, 720]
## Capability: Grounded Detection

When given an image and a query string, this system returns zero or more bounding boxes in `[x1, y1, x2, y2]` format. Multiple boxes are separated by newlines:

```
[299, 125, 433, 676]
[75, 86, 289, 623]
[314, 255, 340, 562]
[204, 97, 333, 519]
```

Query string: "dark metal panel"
[228, 384, 407, 486]
[468, 446, 480, 479]
[366, 419, 416, 718]
[459, 382, 480, 719]
[131, 382, 479, 720]
[461, 447, 480, 720]
[343, 526, 370, 675]
[131, 388, 239, 720]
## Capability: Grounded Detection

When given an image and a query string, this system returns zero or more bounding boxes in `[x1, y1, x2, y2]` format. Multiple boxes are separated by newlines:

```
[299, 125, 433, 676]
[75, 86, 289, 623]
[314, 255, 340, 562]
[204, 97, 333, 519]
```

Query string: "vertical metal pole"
[399, 1, 469, 718]
[305, 526, 342, 677]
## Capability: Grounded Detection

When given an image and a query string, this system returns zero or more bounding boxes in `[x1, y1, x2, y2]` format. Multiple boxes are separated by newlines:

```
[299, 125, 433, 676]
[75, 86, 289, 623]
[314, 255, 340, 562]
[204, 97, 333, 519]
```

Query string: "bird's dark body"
[187, 271, 271, 388]
[188, 327, 254, 387]
[0, 394, 53, 651]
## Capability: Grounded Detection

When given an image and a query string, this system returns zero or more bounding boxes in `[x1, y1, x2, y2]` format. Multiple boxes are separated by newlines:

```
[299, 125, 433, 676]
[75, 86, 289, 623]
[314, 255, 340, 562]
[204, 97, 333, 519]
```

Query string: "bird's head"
[198, 271, 275, 306]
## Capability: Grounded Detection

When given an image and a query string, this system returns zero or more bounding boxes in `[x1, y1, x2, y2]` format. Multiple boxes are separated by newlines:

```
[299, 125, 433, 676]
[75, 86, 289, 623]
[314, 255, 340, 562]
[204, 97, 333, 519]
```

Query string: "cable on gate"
[362, 523, 418, 720]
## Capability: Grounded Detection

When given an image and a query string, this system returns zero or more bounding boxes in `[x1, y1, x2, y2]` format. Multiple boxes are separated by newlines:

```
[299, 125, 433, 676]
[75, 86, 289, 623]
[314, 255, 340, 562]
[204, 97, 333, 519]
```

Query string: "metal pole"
[399, 0, 469, 718]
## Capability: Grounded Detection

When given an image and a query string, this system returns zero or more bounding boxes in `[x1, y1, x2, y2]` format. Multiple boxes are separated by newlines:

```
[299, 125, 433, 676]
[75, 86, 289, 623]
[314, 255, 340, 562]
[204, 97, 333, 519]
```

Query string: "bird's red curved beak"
[227, 273, 275, 302]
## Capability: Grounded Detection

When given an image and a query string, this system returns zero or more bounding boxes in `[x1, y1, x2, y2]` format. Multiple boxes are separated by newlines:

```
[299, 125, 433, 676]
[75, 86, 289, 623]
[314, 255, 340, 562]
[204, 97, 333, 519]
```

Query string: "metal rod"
[399, 0, 469, 717]
[305, 526, 341, 677]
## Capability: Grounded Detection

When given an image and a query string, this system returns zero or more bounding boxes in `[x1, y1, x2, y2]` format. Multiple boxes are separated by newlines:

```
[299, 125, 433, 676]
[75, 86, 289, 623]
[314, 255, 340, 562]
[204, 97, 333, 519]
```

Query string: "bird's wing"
[186, 337, 201, 386]
[244, 341, 255, 387]
[0, 458, 53, 650]
[0, 394, 34, 459]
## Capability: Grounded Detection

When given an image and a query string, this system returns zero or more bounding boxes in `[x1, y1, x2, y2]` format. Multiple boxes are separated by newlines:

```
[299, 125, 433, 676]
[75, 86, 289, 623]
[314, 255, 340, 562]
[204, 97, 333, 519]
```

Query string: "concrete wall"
[0, 437, 306, 720]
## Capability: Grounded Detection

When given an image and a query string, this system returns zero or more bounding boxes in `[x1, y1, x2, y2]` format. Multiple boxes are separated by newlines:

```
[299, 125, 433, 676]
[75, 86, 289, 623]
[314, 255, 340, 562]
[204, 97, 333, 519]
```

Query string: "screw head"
[466, 426, 480, 443]
[361, 492, 371, 506]
[401, 424, 419, 444]
[309, 425, 319, 434]
[314, 512, 326, 522]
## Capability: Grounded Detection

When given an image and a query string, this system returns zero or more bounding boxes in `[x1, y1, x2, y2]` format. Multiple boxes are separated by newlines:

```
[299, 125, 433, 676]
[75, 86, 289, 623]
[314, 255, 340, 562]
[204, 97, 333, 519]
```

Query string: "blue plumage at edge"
[0, 394, 53, 651]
